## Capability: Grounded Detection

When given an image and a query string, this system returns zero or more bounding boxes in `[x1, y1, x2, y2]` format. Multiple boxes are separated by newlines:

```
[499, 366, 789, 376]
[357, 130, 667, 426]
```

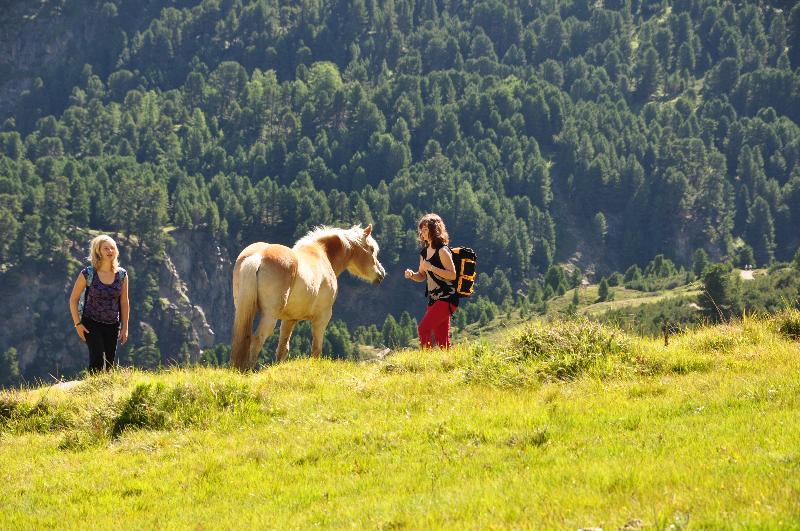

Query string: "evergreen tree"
[131, 327, 161, 369]
[624, 264, 643, 284]
[544, 265, 567, 294]
[567, 288, 579, 316]
[569, 268, 582, 289]
[789, 3, 800, 68]
[593, 212, 608, 245]
[637, 46, 663, 101]
[398, 311, 417, 347]
[324, 320, 355, 360]
[699, 263, 741, 322]
[692, 248, 709, 278]
[734, 244, 755, 269]
[381, 314, 400, 348]
[598, 278, 610, 302]
[746, 196, 776, 266]
[0, 347, 21, 387]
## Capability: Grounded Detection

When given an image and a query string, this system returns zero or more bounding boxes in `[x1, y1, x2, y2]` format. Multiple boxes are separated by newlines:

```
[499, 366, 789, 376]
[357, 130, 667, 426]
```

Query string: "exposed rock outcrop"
[0, 229, 235, 378]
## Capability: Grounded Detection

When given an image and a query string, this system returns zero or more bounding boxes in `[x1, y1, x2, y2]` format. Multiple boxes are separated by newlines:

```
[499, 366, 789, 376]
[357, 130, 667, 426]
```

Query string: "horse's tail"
[231, 253, 261, 370]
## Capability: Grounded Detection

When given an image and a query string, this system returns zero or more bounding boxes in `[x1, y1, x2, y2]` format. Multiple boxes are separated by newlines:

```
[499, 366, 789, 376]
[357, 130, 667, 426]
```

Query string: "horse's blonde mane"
[293, 225, 364, 251]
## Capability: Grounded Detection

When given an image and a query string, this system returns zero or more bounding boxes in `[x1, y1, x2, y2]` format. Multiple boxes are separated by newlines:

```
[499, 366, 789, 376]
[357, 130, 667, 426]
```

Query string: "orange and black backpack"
[450, 246, 477, 297]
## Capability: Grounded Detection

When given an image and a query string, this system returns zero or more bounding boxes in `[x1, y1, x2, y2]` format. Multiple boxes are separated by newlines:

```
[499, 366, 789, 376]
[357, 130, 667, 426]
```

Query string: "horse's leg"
[276, 319, 298, 362]
[310, 310, 332, 359]
[248, 313, 277, 368]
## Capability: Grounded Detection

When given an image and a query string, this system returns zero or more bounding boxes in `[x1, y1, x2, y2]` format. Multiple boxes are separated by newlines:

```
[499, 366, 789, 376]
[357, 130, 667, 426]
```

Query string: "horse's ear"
[364, 224, 373, 237]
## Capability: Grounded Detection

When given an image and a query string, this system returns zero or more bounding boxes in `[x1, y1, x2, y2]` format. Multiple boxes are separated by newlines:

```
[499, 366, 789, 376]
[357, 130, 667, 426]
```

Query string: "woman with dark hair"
[404, 213, 458, 348]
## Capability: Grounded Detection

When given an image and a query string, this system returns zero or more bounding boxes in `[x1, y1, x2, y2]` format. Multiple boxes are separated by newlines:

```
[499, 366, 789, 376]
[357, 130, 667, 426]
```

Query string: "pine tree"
[131, 328, 161, 370]
[598, 278, 610, 302]
[324, 320, 355, 360]
[381, 314, 400, 348]
[637, 46, 663, 101]
[788, 3, 800, 68]
[569, 268, 582, 289]
[735, 244, 755, 269]
[567, 290, 578, 316]
[398, 311, 417, 347]
[544, 265, 566, 294]
[746, 196, 776, 266]
[593, 212, 608, 245]
[692, 249, 709, 278]
[623, 264, 642, 284]
[699, 264, 741, 322]
[0, 347, 21, 387]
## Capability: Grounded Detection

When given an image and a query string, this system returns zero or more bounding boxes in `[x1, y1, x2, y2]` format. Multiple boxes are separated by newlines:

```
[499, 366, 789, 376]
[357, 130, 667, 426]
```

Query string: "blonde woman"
[69, 235, 130, 373]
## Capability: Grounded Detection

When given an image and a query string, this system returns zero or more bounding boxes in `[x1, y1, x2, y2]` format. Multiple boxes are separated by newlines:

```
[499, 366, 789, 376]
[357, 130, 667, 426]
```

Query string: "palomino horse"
[231, 224, 386, 370]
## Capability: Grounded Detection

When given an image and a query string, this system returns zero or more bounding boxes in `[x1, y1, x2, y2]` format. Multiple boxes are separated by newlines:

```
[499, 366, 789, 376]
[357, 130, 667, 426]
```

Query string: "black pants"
[82, 316, 120, 373]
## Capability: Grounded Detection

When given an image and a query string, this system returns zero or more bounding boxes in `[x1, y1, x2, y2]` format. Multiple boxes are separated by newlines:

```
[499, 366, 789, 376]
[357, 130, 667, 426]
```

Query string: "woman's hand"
[404, 269, 415, 279]
[75, 324, 88, 342]
[119, 326, 129, 345]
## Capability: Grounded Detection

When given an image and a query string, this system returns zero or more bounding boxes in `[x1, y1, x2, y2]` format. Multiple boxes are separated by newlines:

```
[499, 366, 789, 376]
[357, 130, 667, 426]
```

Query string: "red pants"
[418, 300, 456, 349]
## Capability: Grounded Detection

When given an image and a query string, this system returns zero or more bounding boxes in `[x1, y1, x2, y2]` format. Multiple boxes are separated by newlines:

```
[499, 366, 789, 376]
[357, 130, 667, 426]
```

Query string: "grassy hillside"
[450, 278, 704, 343]
[2, 312, 800, 528]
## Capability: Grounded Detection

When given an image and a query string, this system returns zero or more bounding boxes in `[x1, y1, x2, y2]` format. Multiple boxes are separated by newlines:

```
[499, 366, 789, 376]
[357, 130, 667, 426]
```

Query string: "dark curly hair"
[418, 213, 449, 249]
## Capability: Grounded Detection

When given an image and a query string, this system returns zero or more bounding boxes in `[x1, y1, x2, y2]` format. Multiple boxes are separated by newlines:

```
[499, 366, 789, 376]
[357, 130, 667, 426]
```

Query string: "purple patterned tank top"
[82, 268, 123, 324]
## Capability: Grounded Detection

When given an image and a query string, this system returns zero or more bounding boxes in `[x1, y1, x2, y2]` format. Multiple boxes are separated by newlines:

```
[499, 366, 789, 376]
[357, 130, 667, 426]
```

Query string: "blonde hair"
[88, 235, 119, 270]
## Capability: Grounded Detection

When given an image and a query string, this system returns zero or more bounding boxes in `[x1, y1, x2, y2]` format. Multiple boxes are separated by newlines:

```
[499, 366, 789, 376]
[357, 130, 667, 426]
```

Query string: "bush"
[0, 395, 74, 434]
[690, 325, 752, 354]
[774, 309, 800, 341]
[506, 318, 632, 381]
[111, 380, 258, 438]
[111, 383, 169, 438]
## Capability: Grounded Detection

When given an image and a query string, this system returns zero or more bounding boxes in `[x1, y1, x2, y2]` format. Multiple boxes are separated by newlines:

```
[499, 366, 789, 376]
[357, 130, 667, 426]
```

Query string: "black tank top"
[420, 245, 459, 306]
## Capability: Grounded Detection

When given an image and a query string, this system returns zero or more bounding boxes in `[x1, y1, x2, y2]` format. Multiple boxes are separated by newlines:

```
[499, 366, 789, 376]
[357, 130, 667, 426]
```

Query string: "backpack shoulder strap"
[78, 266, 94, 317]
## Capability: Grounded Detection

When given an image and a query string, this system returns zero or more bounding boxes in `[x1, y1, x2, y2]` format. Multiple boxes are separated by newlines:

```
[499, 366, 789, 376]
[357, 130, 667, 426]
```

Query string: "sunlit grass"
[2, 313, 800, 528]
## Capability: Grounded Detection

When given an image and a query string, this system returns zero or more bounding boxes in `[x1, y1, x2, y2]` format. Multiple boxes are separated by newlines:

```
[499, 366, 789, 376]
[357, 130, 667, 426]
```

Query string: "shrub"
[111, 379, 258, 439]
[506, 318, 632, 380]
[774, 309, 800, 341]
[111, 383, 169, 438]
[0, 395, 74, 434]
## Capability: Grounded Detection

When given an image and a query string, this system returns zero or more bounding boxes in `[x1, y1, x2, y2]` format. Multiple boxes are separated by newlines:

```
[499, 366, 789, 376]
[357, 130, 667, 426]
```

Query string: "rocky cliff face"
[1, 1, 95, 119]
[0, 229, 233, 379]
[157, 230, 234, 353]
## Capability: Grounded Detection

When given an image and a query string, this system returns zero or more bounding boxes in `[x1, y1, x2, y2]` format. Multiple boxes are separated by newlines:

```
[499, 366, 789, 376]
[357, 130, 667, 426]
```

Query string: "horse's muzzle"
[373, 271, 386, 285]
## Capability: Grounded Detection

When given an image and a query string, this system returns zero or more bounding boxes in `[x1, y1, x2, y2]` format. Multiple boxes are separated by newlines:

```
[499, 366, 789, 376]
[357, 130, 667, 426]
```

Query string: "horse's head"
[347, 224, 386, 285]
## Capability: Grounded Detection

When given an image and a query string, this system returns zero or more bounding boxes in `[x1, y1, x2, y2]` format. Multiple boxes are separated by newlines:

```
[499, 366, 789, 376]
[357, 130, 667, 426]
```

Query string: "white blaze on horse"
[231, 224, 386, 370]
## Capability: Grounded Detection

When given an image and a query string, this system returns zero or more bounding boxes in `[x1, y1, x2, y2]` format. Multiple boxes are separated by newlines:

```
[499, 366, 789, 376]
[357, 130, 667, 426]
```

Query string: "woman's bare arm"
[119, 275, 130, 344]
[69, 273, 88, 341]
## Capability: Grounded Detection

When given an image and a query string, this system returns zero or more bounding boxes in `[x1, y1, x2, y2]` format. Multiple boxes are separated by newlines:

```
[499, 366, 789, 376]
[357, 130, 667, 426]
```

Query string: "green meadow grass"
[459, 283, 703, 342]
[2, 314, 800, 529]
